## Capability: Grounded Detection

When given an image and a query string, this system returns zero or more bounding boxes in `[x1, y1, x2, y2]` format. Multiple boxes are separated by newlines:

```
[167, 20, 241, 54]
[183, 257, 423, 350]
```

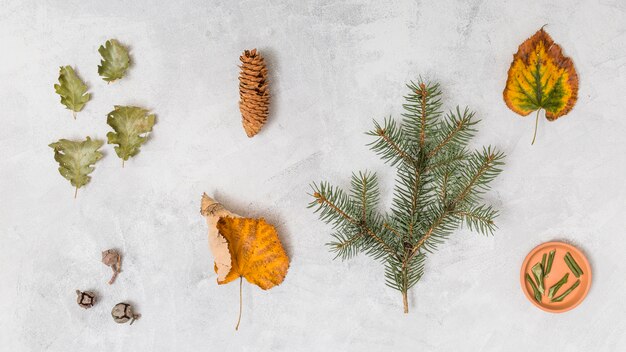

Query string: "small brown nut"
[76, 290, 96, 309]
[111, 302, 141, 325]
[102, 249, 121, 284]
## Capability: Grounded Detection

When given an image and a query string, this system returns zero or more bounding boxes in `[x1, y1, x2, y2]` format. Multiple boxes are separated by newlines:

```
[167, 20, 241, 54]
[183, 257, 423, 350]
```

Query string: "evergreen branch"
[428, 107, 477, 158]
[425, 148, 468, 172]
[384, 222, 403, 238]
[439, 164, 452, 203]
[328, 230, 364, 260]
[455, 204, 499, 235]
[310, 184, 398, 258]
[385, 252, 425, 292]
[349, 171, 380, 221]
[309, 78, 505, 313]
[409, 209, 452, 257]
[308, 182, 357, 230]
[390, 163, 434, 241]
[367, 118, 418, 166]
[418, 83, 428, 148]
[402, 80, 443, 147]
[451, 146, 505, 206]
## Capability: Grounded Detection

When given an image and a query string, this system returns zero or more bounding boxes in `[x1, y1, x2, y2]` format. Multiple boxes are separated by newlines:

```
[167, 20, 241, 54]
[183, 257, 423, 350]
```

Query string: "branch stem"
[402, 290, 409, 313]
[418, 83, 428, 148]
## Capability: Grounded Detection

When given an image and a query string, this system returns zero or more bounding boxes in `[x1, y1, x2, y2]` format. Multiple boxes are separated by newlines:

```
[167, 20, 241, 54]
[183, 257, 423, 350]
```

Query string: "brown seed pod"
[102, 249, 121, 284]
[239, 48, 270, 137]
[111, 302, 141, 325]
[76, 290, 96, 309]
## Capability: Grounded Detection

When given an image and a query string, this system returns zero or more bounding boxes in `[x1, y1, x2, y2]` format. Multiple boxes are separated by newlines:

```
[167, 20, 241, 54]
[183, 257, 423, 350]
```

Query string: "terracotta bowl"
[520, 241, 591, 313]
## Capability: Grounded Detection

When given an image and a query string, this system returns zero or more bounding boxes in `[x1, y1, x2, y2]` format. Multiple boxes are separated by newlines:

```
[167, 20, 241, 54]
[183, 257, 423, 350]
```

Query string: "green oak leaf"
[49, 137, 104, 198]
[106, 106, 156, 166]
[54, 66, 91, 119]
[98, 39, 130, 82]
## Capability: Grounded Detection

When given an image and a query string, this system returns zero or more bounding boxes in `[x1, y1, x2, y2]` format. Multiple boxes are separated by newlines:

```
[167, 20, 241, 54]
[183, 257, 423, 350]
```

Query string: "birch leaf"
[216, 217, 289, 290]
[106, 106, 156, 166]
[200, 194, 289, 330]
[98, 39, 130, 82]
[503, 27, 579, 144]
[54, 66, 91, 119]
[49, 137, 104, 197]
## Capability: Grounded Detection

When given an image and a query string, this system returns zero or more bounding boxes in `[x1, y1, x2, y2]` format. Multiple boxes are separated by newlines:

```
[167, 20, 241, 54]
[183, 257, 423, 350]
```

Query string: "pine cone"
[239, 49, 270, 137]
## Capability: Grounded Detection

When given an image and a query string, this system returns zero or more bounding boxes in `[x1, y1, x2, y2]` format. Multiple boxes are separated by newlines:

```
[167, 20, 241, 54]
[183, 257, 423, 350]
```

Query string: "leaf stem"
[531, 109, 540, 145]
[235, 276, 243, 331]
[74, 186, 78, 199]
[72, 111, 77, 120]
[122, 159, 125, 168]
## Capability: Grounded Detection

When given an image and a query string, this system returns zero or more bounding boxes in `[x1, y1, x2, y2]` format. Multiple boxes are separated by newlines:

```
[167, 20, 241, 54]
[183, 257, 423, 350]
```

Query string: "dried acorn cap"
[102, 249, 121, 284]
[111, 302, 141, 325]
[76, 290, 96, 309]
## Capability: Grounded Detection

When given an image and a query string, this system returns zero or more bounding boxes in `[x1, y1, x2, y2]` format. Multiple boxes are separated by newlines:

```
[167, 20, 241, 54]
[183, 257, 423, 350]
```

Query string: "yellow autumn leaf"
[200, 194, 289, 330]
[503, 27, 579, 144]
[216, 217, 289, 290]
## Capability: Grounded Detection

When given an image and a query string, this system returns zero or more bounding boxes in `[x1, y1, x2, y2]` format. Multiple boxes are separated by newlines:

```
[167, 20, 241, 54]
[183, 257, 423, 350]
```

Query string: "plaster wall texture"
[1, 0, 625, 351]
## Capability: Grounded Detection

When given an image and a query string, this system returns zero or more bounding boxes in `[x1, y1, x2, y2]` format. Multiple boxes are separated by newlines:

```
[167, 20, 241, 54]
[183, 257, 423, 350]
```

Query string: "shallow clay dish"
[520, 241, 591, 313]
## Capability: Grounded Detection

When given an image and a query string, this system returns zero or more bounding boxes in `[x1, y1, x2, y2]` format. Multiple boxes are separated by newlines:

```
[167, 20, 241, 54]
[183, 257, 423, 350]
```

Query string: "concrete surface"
[1, 0, 625, 351]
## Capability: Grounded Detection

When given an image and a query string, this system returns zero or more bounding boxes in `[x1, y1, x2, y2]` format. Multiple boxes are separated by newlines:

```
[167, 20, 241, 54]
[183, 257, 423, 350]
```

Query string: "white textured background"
[1, 0, 625, 351]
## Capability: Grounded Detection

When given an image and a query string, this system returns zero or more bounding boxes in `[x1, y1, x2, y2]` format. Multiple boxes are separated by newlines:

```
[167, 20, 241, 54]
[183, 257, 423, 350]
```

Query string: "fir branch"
[383, 222, 403, 238]
[367, 118, 418, 166]
[349, 171, 380, 221]
[451, 146, 505, 206]
[425, 148, 468, 173]
[309, 78, 505, 313]
[402, 80, 443, 147]
[410, 209, 453, 256]
[385, 252, 425, 292]
[455, 204, 499, 236]
[308, 182, 357, 230]
[390, 163, 433, 242]
[418, 83, 428, 148]
[310, 184, 399, 259]
[328, 229, 363, 260]
[428, 107, 477, 158]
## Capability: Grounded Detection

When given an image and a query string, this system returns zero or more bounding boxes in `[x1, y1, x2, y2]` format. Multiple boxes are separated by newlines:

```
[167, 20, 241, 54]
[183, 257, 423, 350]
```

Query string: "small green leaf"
[531, 262, 544, 295]
[98, 39, 130, 82]
[525, 273, 542, 303]
[565, 252, 583, 277]
[548, 272, 569, 299]
[49, 137, 104, 197]
[106, 106, 156, 165]
[54, 66, 91, 118]
[545, 249, 556, 276]
[550, 279, 581, 303]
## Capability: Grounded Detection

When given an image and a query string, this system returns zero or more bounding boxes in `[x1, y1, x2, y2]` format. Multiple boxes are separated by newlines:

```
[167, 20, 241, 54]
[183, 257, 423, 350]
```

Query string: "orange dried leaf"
[216, 217, 289, 290]
[503, 27, 578, 143]
[200, 194, 289, 330]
